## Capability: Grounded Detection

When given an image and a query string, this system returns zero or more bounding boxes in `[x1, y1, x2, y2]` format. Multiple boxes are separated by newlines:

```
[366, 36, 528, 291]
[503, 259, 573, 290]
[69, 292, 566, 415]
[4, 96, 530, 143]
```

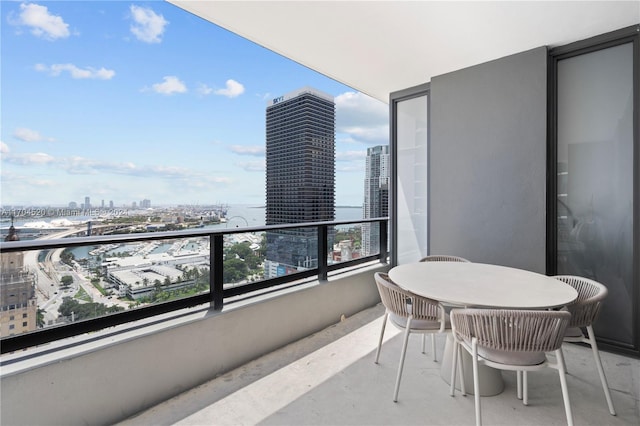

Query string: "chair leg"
[450, 340, 458, 396]
[431, 333, 437, 362]
[556, 345, 567, 374]
[517, 371, 522, 400]
[458, 347, 467, 396]
[555, 349, 574, 426]
[374, 313, 388, 364]
[472, 340, 482, 426]
[523, 371, 528, 406]
[393, 318, 412, 402]
[422, 334, 426, 354]
[586, 326, 616, 415]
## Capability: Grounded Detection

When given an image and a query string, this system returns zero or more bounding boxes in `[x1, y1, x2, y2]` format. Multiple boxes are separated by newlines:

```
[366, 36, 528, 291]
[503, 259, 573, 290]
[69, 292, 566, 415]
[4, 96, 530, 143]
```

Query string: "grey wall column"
[429, 47, 548, 272]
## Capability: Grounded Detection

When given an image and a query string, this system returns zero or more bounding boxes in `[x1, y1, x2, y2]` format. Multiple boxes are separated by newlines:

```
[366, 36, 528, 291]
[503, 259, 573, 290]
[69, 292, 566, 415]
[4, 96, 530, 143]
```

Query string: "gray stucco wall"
[429, 47, 548, 272]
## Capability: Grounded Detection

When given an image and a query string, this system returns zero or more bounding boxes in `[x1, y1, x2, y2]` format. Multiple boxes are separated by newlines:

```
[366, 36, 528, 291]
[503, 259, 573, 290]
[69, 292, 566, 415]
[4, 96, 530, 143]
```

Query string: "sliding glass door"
[550, 26, 639, 355]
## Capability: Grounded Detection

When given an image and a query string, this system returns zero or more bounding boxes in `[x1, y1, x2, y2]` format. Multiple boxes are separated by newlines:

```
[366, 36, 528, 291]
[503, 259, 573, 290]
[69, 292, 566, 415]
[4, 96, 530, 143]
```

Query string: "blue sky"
[1, 1, 389, 208]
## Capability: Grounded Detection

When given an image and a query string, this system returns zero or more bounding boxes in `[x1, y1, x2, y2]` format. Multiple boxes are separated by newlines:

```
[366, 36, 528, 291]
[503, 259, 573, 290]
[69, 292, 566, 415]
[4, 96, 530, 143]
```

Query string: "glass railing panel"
[112, 237, 211, 306]
[0, 238, 211, 337]
[1, 218, 387, 351]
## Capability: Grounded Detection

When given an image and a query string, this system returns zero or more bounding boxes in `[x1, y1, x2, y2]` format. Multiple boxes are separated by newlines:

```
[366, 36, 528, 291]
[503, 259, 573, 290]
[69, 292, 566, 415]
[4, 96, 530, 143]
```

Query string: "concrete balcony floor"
[121, 304, 640, 426]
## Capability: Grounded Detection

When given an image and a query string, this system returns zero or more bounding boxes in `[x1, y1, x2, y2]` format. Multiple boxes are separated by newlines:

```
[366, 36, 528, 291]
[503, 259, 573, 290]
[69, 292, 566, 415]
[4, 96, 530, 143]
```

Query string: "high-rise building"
[362, 145, 389, 256]
[0, 220, 38, 337]
[84, 196, 91, 210]
[264, 87, 336, 277]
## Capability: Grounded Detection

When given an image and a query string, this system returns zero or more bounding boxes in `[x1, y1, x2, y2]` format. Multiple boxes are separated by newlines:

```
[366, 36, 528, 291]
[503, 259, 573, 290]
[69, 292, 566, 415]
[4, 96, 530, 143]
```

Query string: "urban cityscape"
[1, 2, 389, 339]
[1, 87, 389, 338]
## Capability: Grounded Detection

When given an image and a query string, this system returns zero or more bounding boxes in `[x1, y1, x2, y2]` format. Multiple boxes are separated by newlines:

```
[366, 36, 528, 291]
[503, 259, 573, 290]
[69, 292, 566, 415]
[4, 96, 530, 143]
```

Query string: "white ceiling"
[168, 1, 639, 103]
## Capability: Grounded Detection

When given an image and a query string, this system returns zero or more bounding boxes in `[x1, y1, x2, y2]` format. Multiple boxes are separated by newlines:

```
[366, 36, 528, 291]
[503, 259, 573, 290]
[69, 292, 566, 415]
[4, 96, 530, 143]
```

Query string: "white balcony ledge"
[121, 304, 640, 426]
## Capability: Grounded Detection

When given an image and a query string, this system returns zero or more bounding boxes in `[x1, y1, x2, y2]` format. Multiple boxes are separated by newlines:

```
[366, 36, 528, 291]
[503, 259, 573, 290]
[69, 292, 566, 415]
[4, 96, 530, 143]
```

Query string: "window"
[391, 85, 430, 265]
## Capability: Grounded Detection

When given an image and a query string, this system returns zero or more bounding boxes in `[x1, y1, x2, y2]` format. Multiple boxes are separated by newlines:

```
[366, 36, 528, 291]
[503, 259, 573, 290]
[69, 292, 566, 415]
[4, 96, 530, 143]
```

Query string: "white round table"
[388, 262, 577, 309]
[388, 262, 578, 395]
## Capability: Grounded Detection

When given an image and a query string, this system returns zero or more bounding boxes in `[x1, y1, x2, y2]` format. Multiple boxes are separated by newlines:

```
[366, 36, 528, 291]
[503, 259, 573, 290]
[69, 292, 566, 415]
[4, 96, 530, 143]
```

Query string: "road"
[21, 225, 130, 325]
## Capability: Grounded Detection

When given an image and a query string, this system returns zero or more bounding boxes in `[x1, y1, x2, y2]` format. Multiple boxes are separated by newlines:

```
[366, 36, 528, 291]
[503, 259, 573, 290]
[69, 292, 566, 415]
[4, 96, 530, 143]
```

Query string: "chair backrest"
[419, 255, 470, 263]
[554, 275, 608, 328]
[374, 272, 440, 321]
[451, 308, 571, 353]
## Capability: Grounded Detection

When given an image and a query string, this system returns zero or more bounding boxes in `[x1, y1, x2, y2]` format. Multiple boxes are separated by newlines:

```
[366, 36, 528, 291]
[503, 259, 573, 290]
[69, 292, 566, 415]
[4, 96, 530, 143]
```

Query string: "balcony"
[2, 265, 639, 425]
[118, 304, 639, 426]
[0, 220, 390, 424]
[2, 3, 638, 425]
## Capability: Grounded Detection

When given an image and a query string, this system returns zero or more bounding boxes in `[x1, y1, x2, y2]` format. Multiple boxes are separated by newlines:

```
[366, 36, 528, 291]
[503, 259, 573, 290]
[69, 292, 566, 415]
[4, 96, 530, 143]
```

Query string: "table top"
[388, 262, 578, 309]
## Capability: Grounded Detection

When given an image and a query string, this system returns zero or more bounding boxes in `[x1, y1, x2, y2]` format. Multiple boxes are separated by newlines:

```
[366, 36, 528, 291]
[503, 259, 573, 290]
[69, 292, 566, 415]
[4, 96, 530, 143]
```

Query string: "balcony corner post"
[318, 224, 328, 281]
[379, 219, 388, 264]
[211, 234, 224, 310]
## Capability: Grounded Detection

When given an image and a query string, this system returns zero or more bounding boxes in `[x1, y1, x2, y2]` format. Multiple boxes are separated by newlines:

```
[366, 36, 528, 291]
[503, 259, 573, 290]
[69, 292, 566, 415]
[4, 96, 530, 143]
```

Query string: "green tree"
[58, 297, 124, 321]
[60, 250, 75, 267]
[36, 308, 45, 328]
[226, 242, 261, 270]
[60, 275, 73, 288]
[223, 258, 248, 283]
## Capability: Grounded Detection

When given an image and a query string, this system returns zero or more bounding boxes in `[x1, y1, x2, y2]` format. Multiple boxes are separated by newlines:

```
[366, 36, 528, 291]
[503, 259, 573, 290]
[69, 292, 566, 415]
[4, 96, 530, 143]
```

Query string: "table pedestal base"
[440, 334, 504, 396]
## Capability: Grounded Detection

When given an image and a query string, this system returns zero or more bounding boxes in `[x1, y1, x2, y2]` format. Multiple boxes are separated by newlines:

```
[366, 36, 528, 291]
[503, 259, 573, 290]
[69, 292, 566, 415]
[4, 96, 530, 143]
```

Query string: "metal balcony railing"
[0, 218, 388, 354]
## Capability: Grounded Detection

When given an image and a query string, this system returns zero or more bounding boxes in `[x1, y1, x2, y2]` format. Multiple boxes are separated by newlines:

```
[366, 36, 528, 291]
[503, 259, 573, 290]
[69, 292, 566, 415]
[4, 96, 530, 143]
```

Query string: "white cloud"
[215, 79, 245, 98]
[229, 145, 264, 156]
[236, 161, 265, 172]
[15, 3, 70, 40]
[335, 91, 389, 145]
[197, 83, 214, 96]
[129, 5, 168, 44]
[339, 126, 388, 144]
[151, 76, 187, 95]
[35, 63, 115, 80]
[336, 163, 364, 173]
[3, 152, 56, 165]
[0, 141, 10, 154]
[336, 150, 367, 162]
[14, 127, 42, 142]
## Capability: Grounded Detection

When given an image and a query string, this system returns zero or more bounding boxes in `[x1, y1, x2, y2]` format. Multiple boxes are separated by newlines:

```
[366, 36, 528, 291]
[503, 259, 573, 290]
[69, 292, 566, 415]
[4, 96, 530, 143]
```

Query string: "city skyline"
[1, 1, 389, 207]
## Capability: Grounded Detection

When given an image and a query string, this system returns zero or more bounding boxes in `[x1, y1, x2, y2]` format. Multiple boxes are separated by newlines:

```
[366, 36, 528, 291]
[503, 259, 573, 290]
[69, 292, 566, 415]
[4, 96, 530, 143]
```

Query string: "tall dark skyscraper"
[362, 145, 389, 256]
[264, 87, 336, 277]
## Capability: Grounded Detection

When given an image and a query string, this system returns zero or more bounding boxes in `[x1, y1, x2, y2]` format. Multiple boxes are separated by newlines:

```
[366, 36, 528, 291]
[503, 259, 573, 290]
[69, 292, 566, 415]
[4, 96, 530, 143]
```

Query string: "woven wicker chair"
[373, 272, 449, 402]
[450, 308, 573, 426]
[419, 254, 470, 263]
[554, 275, 616, 416]
[417, 254, 470, 355]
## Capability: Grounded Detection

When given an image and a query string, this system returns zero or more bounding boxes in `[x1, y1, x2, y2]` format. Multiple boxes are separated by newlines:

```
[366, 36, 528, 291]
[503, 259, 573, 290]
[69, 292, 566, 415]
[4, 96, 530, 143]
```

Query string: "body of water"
[1, 205, 366, 241]
[208, 205, 364, 229]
